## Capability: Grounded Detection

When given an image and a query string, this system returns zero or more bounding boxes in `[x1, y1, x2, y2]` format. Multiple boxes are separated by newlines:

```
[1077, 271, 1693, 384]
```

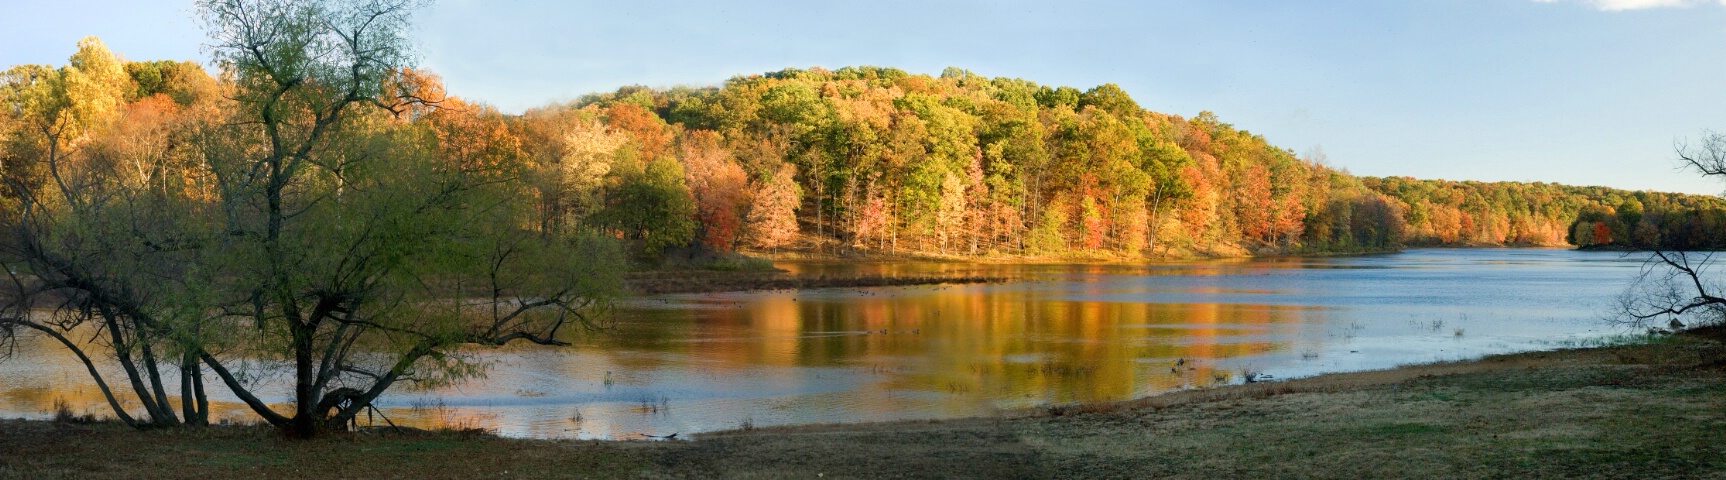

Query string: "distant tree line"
[1567, 195, 1726, 250]
[1360, 177, 1726, 250]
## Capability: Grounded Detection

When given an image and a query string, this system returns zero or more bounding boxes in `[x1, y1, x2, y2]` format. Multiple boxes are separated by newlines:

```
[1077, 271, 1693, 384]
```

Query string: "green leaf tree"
[593, 156, 697, 258]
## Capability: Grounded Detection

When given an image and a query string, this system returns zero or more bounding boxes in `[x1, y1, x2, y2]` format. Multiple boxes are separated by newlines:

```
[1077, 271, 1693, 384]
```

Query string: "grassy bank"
[6, 333, 1726, 479]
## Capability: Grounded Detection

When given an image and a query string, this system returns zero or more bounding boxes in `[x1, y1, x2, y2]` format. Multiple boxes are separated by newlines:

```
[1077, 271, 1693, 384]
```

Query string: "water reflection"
[0, 249, 1642, 438]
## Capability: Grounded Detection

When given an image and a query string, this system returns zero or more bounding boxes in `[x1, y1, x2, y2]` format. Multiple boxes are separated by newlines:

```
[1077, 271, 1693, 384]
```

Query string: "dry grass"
[6, 335, 1726, 479]
[677, 334, 1726, 478]
[993, 334, 1726, 479]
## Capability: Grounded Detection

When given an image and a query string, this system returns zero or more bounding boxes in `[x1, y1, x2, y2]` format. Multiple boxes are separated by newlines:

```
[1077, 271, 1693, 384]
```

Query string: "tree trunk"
[1148, 188, 1164, 256]
[137, 335, 178, 426]
[329, 344, 429, 429]
[193, 363, 209, 425]
[15, 322, 139, 428]
[201, 351, 289, 427]
[292, 320, 318, 437]
[101, 311, 172, 425]
[180, 350, 209, 426]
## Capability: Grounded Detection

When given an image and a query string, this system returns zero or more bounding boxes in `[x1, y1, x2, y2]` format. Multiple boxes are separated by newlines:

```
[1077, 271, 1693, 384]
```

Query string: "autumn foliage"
[11, 53, 1720, 261]
[1363, 177, 1726, 250]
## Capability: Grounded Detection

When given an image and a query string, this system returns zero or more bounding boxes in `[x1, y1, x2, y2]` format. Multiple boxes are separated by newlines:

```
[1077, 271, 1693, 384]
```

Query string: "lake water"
[0, 248, 1657, 439]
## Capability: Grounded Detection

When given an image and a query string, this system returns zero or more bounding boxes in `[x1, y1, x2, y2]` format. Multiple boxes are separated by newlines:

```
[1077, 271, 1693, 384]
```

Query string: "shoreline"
[739, 246, 1412, 265]
[624, 270, 1004, 294]
[626, 245, 1579, 295]
[737, 244, 1594, 266]
[6, 332, 1724, 478]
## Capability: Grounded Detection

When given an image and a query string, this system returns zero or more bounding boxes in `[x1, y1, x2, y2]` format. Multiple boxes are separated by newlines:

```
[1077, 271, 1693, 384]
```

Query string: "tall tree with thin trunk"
[745, 162, 801, 250]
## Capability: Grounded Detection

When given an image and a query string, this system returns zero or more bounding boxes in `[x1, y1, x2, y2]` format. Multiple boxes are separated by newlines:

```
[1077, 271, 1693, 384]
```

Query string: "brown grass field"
[5, 330, 1726, 479]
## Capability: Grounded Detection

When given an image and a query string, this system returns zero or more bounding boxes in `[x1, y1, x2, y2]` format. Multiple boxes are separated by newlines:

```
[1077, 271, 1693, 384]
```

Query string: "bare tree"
[1616, 131, 1726, 329]
[1617, 250, 1726, 329]
[1678, 131, 1726, 178]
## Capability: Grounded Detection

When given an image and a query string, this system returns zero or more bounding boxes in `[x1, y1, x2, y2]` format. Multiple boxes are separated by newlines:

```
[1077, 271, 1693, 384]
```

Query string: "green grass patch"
[359, 438, 467, 454]
[1370, 422, 1449, 437]
[1671, 382, 1726, 397]
[194, 450, 289, 469]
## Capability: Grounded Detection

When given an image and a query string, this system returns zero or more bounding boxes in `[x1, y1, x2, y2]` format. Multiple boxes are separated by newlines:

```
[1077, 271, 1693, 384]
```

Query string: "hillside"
[6, 48, 1722, 260]
[560, 66, 1725, 257]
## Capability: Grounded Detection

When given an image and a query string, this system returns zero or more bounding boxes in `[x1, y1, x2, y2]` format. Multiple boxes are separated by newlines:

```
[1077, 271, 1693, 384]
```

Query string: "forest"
[571, 67, 1726, 257]
[453, 67, 1726, 258]
[7, 43, 1724, 265]
[1361, 176, 1726, 250]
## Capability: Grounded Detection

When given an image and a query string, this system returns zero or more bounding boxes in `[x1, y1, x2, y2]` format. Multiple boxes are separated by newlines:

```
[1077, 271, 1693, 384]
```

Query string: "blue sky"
[4, 0, 1723, 194]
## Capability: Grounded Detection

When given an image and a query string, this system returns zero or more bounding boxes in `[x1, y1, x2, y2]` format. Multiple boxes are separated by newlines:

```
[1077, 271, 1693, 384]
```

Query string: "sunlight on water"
[0, 248, 1648, 438]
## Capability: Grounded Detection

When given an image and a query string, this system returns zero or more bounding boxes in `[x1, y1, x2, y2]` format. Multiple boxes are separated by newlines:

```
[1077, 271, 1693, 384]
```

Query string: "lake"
[0, 248, 1657, 439]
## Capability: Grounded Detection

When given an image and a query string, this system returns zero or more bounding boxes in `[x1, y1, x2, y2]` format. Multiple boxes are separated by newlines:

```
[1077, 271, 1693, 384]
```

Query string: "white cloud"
[1534, 0, 1726, 10]
[1594, 0, 1689, 10]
